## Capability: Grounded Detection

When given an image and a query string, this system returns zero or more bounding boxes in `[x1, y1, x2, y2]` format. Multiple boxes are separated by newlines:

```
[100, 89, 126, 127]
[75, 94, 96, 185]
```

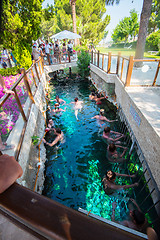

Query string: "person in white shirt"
[45, 40, 51, 65]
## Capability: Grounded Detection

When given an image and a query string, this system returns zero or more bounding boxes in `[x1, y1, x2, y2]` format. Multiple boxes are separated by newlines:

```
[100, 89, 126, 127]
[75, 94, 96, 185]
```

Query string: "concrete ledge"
[45, 61, 77, 73]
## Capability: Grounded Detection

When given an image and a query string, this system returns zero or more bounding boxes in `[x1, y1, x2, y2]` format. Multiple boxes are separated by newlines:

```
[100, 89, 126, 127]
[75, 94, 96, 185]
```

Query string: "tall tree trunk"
[135, 0, 152, 66]
[70, 0, 78, 46]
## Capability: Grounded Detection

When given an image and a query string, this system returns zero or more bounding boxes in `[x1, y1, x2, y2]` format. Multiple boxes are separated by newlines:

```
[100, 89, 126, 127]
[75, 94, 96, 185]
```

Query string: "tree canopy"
[106, 0, 153, 61]
[111, 10, 139, 43]
[148, 0, 160, 33]
[1, 0, 43, 68]
[42, 0, 110, 46]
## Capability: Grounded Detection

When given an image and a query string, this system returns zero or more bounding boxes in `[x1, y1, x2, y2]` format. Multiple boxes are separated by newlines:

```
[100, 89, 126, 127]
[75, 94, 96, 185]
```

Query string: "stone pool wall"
[90, 63, 160, 210]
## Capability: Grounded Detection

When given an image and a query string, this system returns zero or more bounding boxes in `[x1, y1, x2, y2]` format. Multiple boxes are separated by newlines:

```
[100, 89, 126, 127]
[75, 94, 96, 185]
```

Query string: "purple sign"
[130, 105, 141, 126]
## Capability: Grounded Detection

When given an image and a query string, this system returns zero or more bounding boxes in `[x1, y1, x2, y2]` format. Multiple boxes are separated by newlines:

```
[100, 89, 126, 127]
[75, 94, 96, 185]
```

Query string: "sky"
[42, 0, 144, 42]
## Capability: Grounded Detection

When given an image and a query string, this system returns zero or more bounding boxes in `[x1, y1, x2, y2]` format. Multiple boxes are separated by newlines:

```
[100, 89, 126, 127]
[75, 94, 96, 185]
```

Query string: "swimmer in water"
[42, 128, 64, 147]
[49, 95, 66, 105]
[102, 126, 125, 144]
[102, 170, 138, 196]
[94, 93, 105, 104]
[71, 97, 83, 120]
[45, 119, 55, 132]
[107, 143, 128, 163]
[92, 109, 118, 127]
[52, 103, 66, 114]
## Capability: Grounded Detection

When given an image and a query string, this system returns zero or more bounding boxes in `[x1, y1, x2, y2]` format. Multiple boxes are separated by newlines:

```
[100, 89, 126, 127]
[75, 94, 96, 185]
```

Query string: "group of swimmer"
[42, 95, 83, 146]
[42, 89, 153, 236]
[89, 89, 151, 234]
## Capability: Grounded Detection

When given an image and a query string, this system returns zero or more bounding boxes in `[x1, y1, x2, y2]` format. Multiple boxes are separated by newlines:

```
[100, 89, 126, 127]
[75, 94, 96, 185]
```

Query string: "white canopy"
[50, 30, 81, 40]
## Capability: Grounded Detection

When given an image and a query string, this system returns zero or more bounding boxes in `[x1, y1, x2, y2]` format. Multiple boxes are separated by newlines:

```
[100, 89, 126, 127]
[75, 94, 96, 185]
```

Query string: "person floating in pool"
[52, 103, 66, 115]
[92, 109, 118, 128]
[42, 128, 64, 147]
[93, 93, 105, 105]
[102, 127, 125, 145]
[71, 97, 83, 120]
[107, 143, 128, 163]
[50, 95, 66, 105]
[111, 199, 148, 233]
[102, 170, 138, 196]
[89, 91, 97, 101]
[45, 119, 55, 132]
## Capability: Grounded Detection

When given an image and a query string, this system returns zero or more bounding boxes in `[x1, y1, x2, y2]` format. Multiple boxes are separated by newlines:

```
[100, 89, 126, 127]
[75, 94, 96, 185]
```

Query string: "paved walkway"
[126, 86, 160, 137]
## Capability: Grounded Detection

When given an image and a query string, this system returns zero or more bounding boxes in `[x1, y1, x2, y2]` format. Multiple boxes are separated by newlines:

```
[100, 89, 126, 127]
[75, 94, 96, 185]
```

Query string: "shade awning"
[50, 30, 81, 40]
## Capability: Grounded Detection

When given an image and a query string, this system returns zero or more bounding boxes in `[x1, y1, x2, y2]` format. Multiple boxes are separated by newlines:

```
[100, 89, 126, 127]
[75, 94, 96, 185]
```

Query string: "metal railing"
[91, 51, 160, 87]
[117, 106, 160, 236]
[43, 51, 78, 66]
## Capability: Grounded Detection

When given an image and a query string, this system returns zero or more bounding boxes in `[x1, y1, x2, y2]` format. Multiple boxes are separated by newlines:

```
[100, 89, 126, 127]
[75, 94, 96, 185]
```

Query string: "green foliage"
[1, 0, 42, 69]
[77, 50, 91, 78]
[43, 0, 110, 46]
[0, 66, 20, 76]
[112, 9, 139, 43]
[148, 0, 160, 33]
[40, 15, 61, 40]
[74, 45, 89, 51]
[31, 136, 40, 145]
[145, 30, 160, 51]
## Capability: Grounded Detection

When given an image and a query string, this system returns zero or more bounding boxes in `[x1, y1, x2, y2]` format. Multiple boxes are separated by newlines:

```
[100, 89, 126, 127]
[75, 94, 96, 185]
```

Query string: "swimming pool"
[42, 72, 159, 228]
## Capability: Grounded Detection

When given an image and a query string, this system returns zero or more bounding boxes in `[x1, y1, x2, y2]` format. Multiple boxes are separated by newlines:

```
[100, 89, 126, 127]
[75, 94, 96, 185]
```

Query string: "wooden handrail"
[152, 60, 160, 86]
[0, 182, 148, 240]
[125, 56, 134, 87]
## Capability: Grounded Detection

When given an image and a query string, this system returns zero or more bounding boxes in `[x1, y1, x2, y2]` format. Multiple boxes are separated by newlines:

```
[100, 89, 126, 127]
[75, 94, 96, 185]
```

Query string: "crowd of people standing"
[32, 39, 74, 65]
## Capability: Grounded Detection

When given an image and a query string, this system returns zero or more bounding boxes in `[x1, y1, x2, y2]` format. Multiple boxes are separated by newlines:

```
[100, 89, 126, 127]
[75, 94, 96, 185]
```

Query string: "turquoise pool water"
[42, 75, 137, 221]
[42, 74, 159, 228]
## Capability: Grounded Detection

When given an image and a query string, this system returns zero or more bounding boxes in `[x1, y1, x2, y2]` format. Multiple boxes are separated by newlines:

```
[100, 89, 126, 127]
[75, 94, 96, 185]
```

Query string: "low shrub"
[0, 66, 21, 76]
[145, 31, 160, 51]
[77, 50, 91, 78]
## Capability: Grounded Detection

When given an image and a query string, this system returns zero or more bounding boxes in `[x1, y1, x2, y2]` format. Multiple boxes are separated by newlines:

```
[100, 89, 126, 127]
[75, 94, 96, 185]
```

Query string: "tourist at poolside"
[38, 44, 45, 58]
[102, 127, 125, 144]
[107, 143, 128, 163]
[45, 40, 51, 65]
[62, 43, 67, 61]
[49, 43, 53, 64]
[92, 109, 118, 127]
[111, 199, 148, 233]
[52, 103, 66, 114]
[102, 170, 138, 196]
[32, 44, 40, 61]
[71, 97, 83, 120]
[42, 128, 64, 147]
[54, 43, 60, 63]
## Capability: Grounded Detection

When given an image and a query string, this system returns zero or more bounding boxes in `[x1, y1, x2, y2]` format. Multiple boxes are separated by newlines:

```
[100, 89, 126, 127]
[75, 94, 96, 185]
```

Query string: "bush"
[145, 31, 160, 51]
[74, 45, 89, 52]
[77, 50, 91, 78]
[0, 66, 21, 76]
